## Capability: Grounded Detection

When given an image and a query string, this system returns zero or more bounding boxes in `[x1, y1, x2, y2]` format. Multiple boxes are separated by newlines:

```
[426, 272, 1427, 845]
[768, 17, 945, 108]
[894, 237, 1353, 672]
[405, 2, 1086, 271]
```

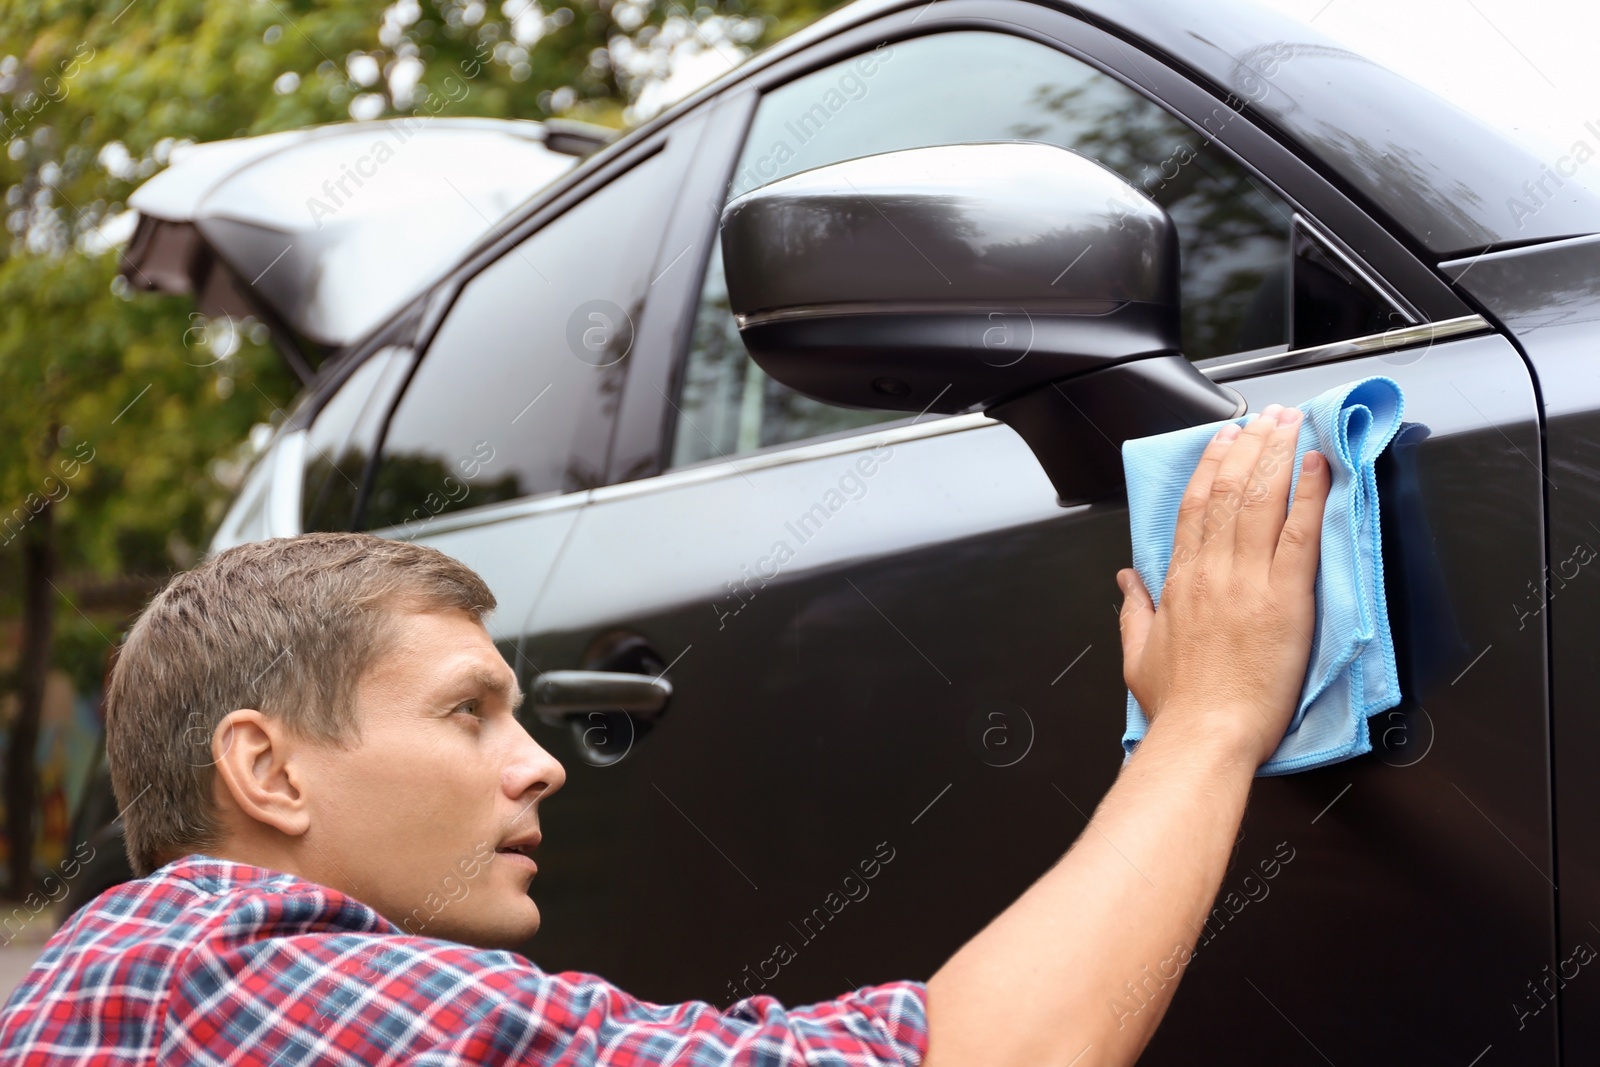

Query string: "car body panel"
[1440, 232, 1600, 1062]
[372, 495, 589, 649]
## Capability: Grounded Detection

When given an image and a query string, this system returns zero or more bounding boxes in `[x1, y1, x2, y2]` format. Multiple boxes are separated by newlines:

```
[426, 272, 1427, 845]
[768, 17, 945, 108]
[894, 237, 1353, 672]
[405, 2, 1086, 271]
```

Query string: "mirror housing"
[720, 142, 1245, 505]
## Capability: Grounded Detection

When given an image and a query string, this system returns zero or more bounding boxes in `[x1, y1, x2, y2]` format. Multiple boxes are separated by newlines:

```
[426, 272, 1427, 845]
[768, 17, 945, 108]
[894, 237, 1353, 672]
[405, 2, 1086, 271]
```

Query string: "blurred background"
[0, 0, 841, 919]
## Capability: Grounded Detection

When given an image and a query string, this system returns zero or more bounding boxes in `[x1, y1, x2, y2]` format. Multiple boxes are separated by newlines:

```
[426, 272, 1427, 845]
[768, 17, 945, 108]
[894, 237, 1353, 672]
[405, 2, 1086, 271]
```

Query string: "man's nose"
[503, 720, 566, 803]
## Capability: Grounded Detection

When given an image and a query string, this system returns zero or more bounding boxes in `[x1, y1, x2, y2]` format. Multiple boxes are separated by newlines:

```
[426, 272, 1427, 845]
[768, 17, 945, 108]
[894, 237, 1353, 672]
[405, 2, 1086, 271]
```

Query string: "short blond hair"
[105, 531, 495, 877]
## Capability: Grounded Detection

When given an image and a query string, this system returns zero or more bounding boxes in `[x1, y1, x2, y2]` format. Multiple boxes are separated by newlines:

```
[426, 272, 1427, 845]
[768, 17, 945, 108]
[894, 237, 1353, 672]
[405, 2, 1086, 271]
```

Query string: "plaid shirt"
[0, 855, 929, 1066]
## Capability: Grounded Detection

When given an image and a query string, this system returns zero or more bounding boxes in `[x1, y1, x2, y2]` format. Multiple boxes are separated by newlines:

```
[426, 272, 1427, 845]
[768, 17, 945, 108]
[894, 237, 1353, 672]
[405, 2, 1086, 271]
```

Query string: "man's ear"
[211, 709, 312, 838]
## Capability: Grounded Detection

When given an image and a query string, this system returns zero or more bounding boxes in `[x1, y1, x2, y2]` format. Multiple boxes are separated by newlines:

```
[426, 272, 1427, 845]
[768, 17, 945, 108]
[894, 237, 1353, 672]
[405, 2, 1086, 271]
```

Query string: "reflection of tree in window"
[361, 152, 672, 530]
[1015, 83, 1291, 360]
[673, 246, 888, 467]
[363, 451, 522, 533]
[302, 447, 367, 532]
[300, 346, 415, 533]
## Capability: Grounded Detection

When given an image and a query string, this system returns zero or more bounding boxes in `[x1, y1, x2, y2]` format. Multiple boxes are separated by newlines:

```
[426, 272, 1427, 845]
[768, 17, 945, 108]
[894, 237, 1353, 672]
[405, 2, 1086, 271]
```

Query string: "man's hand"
[923, 403, 1330, 1067]
[1118, 403, 1329, 769]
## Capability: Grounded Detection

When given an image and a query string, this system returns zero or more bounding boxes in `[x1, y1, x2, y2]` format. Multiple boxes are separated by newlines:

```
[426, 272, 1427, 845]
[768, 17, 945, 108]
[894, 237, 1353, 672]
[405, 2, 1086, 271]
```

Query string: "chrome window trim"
[585, 315, 1492, 505]
[1196, 314, 1491, 381]
[366, 414, 995, 535]
[591, 412, 997, 506]
[367, 487, 594, 541]
[361, 313, 1492, 527]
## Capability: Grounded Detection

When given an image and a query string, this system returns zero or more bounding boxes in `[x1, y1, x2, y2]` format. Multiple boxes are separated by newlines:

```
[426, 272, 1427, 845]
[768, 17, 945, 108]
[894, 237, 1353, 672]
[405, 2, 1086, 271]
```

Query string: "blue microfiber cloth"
[1120, 375, 1405, 775]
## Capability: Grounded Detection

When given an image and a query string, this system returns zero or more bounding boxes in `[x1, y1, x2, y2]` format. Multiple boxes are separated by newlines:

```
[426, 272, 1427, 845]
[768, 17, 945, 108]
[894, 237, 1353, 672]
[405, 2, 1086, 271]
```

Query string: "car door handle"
[531, 670, 673, 725]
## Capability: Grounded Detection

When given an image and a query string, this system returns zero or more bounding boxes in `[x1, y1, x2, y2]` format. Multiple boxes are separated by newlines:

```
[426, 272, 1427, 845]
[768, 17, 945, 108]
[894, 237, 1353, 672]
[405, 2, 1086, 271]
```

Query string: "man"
[0, 403, 1326, 1065]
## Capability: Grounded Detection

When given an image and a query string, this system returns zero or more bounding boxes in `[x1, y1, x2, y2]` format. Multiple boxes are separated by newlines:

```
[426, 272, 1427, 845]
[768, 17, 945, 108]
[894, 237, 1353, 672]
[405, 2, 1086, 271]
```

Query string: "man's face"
[295, 606, 566, 949]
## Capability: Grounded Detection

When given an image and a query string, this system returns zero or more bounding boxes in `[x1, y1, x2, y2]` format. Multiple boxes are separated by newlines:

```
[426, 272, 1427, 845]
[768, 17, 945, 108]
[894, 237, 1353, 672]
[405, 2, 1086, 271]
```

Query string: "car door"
[517, 9, 1553, 1065]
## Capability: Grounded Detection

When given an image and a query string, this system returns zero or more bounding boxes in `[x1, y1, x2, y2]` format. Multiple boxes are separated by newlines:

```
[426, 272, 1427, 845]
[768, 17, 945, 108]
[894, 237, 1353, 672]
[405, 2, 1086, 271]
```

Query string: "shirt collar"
[154, 853, 331, 896]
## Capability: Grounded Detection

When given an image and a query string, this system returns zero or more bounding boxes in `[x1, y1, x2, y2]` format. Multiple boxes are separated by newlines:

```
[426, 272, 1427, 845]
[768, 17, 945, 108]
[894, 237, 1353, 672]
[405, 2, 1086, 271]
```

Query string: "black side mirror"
[719, 141, 1245, 506]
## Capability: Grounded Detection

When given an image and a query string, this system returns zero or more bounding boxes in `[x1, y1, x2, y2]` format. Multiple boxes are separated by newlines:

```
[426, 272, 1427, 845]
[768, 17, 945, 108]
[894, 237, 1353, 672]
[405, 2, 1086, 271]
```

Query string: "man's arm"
[923, 403, 1330, 1067]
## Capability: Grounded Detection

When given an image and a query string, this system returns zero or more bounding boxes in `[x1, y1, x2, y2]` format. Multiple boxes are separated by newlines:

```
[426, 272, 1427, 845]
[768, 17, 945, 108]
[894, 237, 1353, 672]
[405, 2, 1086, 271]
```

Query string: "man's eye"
[454, 701, 484, 720]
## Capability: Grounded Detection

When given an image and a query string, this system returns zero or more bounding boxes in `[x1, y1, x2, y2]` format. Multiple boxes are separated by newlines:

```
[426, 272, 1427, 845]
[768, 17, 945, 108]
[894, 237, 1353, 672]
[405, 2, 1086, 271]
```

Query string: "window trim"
[1199, 313, 1491, 382]
[603, 89, 761, 490]
[1291, 213, 1416, 335]
[364, 485, 592, 541]
[595, 411, 996, 506]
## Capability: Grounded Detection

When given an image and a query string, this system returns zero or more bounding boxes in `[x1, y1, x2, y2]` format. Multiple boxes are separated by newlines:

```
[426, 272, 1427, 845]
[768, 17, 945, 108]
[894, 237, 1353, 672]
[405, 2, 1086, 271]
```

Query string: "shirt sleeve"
[415, 960, 931, 1067]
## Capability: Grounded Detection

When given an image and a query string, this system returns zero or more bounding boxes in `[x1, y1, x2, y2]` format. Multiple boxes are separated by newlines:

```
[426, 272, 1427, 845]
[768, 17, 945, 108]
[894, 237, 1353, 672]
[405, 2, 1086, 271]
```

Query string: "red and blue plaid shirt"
[0, 855, 929, 1066]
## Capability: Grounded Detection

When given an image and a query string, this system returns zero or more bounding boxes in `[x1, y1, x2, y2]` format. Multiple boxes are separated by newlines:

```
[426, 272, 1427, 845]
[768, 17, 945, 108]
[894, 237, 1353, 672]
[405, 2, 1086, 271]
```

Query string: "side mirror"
[719, 141, 1245, 506]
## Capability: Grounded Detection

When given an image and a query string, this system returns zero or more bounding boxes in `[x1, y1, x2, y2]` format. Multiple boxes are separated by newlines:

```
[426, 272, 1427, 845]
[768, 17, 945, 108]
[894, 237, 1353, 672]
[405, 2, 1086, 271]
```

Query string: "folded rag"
[1120, 375, 1405, 775]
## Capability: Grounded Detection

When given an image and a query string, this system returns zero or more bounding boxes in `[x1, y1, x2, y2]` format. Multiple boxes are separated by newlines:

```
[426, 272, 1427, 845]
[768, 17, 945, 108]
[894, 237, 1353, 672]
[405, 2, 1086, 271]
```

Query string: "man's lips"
[496, 833, 541, 876]
[496, 849, 538, 876]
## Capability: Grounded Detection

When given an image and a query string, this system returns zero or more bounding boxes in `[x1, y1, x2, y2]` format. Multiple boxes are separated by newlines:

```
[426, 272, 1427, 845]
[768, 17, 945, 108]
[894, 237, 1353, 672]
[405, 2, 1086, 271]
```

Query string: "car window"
[300, 346, 415, 533]
[671, 30, 1299, 469]
[1291, 222, 1401, 349]
[209, 425, 297, 552]
[213, 450, 274, 549]
[359, 152, 672, 534]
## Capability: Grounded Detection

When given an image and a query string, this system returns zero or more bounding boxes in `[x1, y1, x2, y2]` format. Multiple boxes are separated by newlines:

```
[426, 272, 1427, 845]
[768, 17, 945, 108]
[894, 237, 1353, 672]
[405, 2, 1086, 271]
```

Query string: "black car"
[82, 0, 1600, 1062]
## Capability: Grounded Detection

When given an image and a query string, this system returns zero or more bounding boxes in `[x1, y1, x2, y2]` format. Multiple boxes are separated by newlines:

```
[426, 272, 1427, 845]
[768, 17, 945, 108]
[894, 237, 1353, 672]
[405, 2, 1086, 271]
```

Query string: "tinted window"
[671, 31, 1296, 468]
[361, 153, 670, 533]
[1292, 224, 1402, 349]
[672, 243, 892, 468]
[300, 346, 414, 532]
